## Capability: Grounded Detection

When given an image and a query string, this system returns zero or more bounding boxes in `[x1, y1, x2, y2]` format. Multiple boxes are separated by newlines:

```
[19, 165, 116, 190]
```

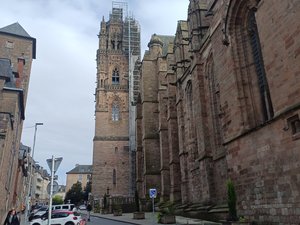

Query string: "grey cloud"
[1, 0, 189, 184]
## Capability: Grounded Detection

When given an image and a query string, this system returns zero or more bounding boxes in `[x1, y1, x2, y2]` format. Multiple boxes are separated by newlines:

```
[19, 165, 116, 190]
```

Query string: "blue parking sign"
[149, 188, 157, 198]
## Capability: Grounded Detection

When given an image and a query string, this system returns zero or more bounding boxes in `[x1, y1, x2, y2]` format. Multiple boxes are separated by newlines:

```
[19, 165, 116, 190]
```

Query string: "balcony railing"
[103, 84, 128, 91]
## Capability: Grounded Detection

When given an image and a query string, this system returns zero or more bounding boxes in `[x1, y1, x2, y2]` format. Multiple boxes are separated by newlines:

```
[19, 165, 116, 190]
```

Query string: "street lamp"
[25, 122, 43, 222]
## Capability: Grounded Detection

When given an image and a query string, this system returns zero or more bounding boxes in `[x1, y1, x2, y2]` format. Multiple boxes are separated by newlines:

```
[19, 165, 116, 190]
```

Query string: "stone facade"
[135, 0, 300, 224]
[92, 6, 140, 198]
[0, 23, 36, 221]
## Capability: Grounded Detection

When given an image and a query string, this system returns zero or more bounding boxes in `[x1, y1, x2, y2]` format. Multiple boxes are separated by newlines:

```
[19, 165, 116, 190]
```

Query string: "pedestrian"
[72, 205, 78, 213]
[86, 203, 92, 222]
[3, 208, 20, 225]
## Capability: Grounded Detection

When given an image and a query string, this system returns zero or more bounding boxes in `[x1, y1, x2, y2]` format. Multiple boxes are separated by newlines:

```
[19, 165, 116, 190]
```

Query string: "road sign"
[47, 157, 63, 174]
[47, 181, 59, 195]
[149, 188, 157, 198]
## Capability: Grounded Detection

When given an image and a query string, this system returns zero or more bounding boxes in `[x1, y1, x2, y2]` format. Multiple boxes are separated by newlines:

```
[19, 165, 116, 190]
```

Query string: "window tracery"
[112, 68, 120, 84]
[112, 102, 120, 121]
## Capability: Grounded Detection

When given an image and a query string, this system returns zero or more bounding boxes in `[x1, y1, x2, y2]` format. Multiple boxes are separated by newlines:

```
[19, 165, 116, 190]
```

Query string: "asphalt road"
[87, 216, 133, 225]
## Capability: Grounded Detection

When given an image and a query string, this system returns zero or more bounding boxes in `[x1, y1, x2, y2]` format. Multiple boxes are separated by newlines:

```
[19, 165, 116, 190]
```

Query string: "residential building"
[53, 185, 66, 201]
[31, 164, 50, 205]
[66, 165, 92, 192]
[0, 22, 36, 221]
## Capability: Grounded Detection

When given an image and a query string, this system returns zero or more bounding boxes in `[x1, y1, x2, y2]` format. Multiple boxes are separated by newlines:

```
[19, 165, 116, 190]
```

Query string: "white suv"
[30, 210, 83, 225]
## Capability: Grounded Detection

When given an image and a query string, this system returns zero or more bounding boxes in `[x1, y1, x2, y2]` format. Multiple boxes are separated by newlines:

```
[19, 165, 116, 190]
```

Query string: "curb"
[90, 214, 142, 225]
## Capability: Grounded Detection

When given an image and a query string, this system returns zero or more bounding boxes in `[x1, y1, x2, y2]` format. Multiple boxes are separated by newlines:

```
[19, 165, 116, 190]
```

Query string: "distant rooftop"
[0, 22, 36, 59]
[66, 165, 92, 174]
[157, 35, 175, 56]
[0, 22, 32, 38]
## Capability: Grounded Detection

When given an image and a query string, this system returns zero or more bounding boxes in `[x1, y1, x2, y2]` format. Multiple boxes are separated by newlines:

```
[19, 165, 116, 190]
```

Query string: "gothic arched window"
[206, 55, 224, 156]
[112, 102, 119, 121]
[112, 68, 120, 84]
[228, 2, 274, 128]
[186, 82, 194, 139]
[248, 10, 274, 121]
[185, 81, 198, 160]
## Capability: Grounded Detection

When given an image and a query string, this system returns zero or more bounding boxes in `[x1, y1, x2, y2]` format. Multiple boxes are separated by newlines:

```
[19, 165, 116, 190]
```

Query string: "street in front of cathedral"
[87, 216, 132, 225]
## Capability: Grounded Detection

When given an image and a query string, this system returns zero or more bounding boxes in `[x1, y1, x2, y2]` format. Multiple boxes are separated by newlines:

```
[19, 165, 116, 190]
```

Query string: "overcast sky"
[0, 0, 189, 185]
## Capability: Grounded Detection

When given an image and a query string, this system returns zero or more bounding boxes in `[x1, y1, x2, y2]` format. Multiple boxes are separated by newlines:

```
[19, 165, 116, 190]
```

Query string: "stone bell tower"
[92, 3, 140, 198]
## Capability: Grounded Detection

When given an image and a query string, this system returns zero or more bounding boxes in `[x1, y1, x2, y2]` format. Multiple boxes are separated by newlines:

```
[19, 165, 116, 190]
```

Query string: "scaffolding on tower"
[112, 1, 141, 196]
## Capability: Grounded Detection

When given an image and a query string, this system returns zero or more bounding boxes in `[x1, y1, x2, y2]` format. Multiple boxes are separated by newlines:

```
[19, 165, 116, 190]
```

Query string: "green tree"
[83, 181, 92, 201]
[52, 195, 64, 205]
[64, 181, 84, 205]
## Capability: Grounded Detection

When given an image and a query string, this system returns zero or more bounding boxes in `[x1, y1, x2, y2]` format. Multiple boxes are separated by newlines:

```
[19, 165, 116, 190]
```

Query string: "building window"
[78, 174, 83, 182]
[287, 115, 300, 135]
[115, 147, 118, 153]
[185, 81, 198, 160]
[5, 41, 14, 49]
[229, 2, 274, 128]
[248, 10, 274, 121]
[112, 68, 120, 84]
[207, 56, 224, 156]
[113, 169, 116, 187]
[112, 103, 119, 121]
[186, 82, 195, 140]
[292, 120, 300, 135]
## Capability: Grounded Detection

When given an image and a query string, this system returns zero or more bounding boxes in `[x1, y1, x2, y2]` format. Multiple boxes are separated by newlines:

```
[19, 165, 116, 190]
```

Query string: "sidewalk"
[89, 211, 221, 225]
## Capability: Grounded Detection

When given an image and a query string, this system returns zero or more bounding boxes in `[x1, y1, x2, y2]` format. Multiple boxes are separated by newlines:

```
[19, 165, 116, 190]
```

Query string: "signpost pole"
[46, 156, 62, 225]
[149, 188, 157, 225]
[152, 197, 154, 215]
[47, 155, 54, 225]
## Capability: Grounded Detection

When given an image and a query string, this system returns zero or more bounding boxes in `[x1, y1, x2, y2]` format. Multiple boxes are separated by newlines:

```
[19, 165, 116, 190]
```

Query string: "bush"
[94, 202, 100, 213]
[227, 179, 237, 221]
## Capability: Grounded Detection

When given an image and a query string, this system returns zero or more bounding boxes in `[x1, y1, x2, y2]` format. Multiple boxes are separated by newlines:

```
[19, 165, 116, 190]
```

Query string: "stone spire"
[147, 34, 163, 57]
[100, 16, 106, 33]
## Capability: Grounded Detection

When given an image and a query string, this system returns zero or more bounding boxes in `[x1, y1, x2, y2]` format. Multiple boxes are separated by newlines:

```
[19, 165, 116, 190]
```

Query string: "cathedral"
[92, 3, 140, 198]
[134, 0, 300, 224]
[92, 0, 300, 224]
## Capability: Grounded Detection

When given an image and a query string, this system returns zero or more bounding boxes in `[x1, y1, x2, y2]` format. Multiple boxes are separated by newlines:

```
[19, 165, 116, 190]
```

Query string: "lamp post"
[25, 122, 43, 222]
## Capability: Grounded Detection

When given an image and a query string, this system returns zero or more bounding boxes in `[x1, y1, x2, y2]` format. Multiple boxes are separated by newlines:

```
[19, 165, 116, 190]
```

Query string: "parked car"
[52, 204, 75, 211]
[30, 210, 83, 225]
[29, 206, 48, 221]
[29, 204, 75, 221]
[31, 205, 43, 214]
[78, 205, 86, 210]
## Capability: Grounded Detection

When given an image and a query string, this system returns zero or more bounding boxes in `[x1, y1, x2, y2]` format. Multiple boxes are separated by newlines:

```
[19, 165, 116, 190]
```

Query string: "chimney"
[15, 56, 25, 88]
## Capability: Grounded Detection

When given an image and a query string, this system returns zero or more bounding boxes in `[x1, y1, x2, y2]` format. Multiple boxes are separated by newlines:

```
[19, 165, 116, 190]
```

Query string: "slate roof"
[154, 35, 175, 56]
[0, 22, 31, 38]
[66, 165, 92, 174]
